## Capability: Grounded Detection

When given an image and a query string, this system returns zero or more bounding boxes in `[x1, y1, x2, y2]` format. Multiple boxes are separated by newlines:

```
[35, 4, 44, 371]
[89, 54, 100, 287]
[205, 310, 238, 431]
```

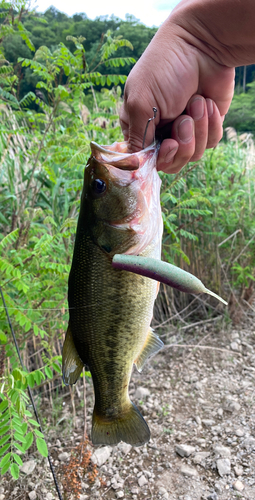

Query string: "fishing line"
[0, 285, 63, 500]
[142, 107, 157, 149]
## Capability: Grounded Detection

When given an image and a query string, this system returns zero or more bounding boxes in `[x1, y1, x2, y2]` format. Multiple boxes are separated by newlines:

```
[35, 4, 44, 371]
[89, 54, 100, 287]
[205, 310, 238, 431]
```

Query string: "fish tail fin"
[92, 402, 150, 447]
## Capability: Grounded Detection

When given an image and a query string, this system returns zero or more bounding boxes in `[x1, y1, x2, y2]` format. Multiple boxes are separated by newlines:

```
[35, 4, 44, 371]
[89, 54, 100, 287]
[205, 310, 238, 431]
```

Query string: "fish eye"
[91, 178, 107, 195]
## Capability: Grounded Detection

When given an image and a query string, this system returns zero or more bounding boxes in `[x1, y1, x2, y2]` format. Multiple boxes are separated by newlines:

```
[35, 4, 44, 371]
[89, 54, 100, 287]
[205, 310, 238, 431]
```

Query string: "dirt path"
[1, 319, 255, 500]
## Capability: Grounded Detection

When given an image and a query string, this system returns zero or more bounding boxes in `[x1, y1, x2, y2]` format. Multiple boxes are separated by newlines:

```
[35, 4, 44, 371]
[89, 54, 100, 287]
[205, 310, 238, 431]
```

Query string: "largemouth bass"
[62, 141, 164, 447]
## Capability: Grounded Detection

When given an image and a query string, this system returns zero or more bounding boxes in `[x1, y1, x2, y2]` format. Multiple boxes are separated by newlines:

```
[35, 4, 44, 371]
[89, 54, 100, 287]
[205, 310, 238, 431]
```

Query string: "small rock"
[230, 342, 240, 351]
[207, 493, 218, 500]
[202, 419, 215, 427]
[28, 492, 37, 500]
[28, 482, 35, 491]
[46, 494, 53, 500]
[158, 487, 168, 495]
[214, 445, 231, 457]
[235, 428, 244, 437]
[58, 452, 70, 462]
[0, 495, 5, 500]
[117, 442, 132, 455]
[242, 437, 255, 450]
[192, 452, 210, 464]
[91, 446, 112, 466]
[234, 465, 243, 476]
[180, 465, 199, 477]
[195, 416, 201, 425]
[135, 387, 150, 400]
[131, 488, 139, 494]
[116, 492, 124, 499]
[216, 458, 231, 476]
[175, 444, 196, 458]
[226, 401, 241, 412]
[138, 475, 148, 487]
[20, 460, 36, 475]
[80, 495, 89, 500]
[233, 480, 244, 492]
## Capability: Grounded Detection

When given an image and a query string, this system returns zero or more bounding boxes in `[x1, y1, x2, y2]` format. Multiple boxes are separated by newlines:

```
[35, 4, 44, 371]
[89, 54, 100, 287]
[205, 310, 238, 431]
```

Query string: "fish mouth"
[90, 141, 159, 172]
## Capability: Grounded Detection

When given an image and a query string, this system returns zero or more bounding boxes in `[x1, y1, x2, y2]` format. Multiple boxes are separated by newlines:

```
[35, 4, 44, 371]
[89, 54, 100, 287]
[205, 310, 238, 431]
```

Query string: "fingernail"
[190, 97, 204, 120]
[206, 98, 214, 118]
[164, 147, 178, 163]
[178, 118, 194, 143]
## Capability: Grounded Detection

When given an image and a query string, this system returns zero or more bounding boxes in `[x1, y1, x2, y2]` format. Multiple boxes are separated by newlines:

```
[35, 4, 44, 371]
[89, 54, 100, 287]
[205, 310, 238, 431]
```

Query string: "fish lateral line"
[112, 254, 228, 306]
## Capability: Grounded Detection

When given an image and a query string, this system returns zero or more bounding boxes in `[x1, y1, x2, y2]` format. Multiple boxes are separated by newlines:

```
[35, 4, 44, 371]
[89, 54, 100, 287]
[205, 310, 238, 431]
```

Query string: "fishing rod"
[0, 285, 63, 500]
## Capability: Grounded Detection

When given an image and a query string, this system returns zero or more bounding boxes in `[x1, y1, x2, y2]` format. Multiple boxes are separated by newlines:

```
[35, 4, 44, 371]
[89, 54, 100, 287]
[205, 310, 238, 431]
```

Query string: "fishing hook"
[142, 107, 157, 149]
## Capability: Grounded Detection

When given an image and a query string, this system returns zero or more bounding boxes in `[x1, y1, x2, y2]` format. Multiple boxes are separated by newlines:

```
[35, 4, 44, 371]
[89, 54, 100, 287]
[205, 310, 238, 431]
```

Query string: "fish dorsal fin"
[135, 329, 164, 373]
[62, 324, 84, 385]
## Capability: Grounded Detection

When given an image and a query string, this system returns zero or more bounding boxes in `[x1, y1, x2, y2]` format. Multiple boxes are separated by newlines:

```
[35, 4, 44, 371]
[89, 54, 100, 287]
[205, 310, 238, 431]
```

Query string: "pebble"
[202, 419, 215, 427]
[46, 494, 53, 500]
[192, 452, 210, 464]
[175, 444, 196, 457]
[214, 445, 231, 457]
[207, 493, 218, 500]
[216, 458, 231, 476]
[20, 460, 36, 475]
[138, 475, 148, 487]
[117, 442, 132, 455]
[242, 436, 255, 450]
[0, 495, 5, 500]
[91, 446, 112, 466]
[233, 480, 244, 492]
[80, 496, 89, 500]
[230, 342, 240, 351]
[180, 465, 199, 477]
[58, 452, 69, 462]
[234, 465, 243, 476]
[135, 386, 150, 400]
[116, 491, 124, 499]
[235, 428, 244, 437]
[28, 492, 37, 500]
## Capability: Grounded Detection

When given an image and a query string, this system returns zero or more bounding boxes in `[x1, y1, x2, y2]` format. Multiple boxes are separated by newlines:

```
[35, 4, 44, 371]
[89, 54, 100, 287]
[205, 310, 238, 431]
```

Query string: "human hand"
[119, 15, 235, 173]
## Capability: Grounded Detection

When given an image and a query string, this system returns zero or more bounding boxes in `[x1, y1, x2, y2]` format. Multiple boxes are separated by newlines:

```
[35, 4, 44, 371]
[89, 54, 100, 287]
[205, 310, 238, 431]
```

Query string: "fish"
[62, 140, 164, 447]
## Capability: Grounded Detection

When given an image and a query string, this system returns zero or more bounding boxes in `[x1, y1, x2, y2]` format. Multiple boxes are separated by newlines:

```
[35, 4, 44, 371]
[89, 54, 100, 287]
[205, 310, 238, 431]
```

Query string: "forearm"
[168, 0, 255, 67]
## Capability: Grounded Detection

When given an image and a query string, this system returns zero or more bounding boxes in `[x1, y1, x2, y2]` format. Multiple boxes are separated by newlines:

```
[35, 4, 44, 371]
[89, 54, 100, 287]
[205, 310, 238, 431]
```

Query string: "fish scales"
[63, 141, 164, 446]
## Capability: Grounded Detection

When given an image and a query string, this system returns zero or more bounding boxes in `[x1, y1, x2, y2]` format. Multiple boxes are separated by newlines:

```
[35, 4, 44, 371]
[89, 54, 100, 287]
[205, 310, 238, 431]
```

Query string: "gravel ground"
[1, 318, 255, 500]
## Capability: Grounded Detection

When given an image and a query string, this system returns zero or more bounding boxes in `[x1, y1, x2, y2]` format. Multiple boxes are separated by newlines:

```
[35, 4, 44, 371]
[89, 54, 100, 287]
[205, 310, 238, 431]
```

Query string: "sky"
[34, 0, 180, 28]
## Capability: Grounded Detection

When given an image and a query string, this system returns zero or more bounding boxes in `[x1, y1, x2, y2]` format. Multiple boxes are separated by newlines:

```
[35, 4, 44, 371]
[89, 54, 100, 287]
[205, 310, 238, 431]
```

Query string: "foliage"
[0, 5, 132, 478]
[224, 81, 255, 133]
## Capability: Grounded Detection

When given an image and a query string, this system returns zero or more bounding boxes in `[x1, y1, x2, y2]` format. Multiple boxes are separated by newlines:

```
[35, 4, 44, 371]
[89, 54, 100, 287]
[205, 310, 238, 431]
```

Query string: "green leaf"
[28, 419, 40, 427]
[0, 401, 8, 413]
[45, 366, 53, 379]
[13, 442, 25, 453]
[23, 432, 33, 451]
[1, 460, 11, 475]
[36, 437, 48, 457]
[52, 362, 61, 374]
[13, 453, 23, 466]
[34, 429, 44, 438]
[0, 434, 10, 447]
[0, 425, 10, 437]
[27, 374, 35, 388]
[14, 432, 27, 444]
[10, 463, 19, 480]
[0, 443, 11, 456]
[0, 332, 7, 344]
[0, 452, 11, 468]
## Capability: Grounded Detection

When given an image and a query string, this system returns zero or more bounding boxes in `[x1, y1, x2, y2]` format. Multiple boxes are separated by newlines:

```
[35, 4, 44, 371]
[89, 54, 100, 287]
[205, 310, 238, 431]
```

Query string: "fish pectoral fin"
[62, 324, 84, 385]
[135, 328, 164, 373]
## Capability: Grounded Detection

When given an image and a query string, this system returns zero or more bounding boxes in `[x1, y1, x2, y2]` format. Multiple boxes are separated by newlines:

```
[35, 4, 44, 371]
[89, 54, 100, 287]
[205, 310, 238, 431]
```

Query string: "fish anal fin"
[62, 324, 84, 385]
[135, 328, 164, 373]
[92, 402, 150, 447]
